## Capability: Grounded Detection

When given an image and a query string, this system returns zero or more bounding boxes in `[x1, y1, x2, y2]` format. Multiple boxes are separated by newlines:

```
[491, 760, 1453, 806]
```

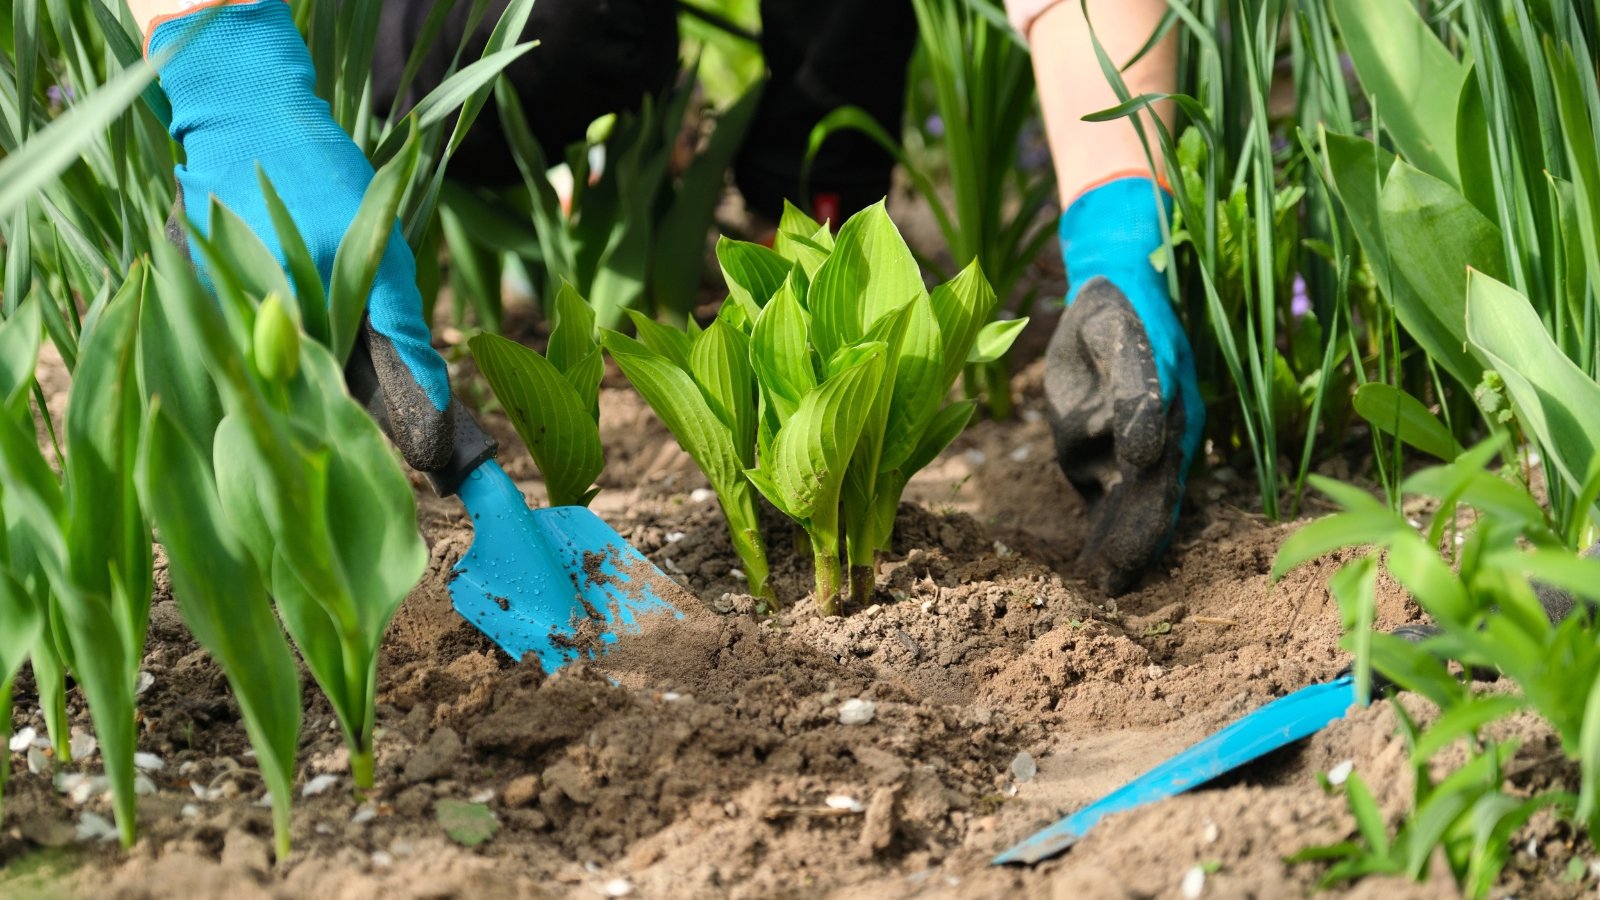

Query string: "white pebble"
[1022, 409, 1043, 424]
[1203, 821, 1219, 844]
[1327, 760, 1354, 786]
[70, 731, 98, 760]
[993, 541, 1014, 559]
[1008, 445, 1032, 462]
[1011, 751, 1038, 783]
[690, 488, 714, 503]
[825, 795, 864, 812]
[838, 698, 876, 726]
[76, 811, 119, 843]
[135, 671, 155, 695]
[302, 774, 340, 797]
[661, 692, 683, 702]
[134, 752, 165, 771]
[729, 569, 745, 580]
[181, 804, 200, 819]
[315, 822, 334, 835]
[371, 851, 394, 868]
[1181, 865, 1206, 899]
[134, 775, 157, 796]
[471, 789, 496, 804]
[603, 878, 634, 897]
[352, 803, 378, 825]
[9, 726, 37, 753]
[665, 531, 687, 543]
[964, 449, 987, 465]
[26, 747, 49, 775]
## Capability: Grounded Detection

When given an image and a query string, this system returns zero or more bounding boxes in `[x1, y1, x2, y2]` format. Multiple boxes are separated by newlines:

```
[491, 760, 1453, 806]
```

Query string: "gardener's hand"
[1044, 175, 1204, 593]
[150, 0, 454, 472]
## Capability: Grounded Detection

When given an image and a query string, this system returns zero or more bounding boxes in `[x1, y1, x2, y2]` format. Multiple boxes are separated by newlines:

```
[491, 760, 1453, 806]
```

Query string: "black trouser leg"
[373, 0, 682, 187]
[733, 0, 920, 222]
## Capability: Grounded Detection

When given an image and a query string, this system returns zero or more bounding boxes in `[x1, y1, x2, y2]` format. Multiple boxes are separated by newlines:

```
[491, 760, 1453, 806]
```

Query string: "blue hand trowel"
[449, 459, 683, 671]
[995, 673, 1360, 865]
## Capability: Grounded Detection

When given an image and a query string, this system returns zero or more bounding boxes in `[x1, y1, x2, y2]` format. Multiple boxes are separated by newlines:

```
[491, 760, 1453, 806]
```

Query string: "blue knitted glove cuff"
[150, 1, 347, 167]
[1059, 175, 1204, 472]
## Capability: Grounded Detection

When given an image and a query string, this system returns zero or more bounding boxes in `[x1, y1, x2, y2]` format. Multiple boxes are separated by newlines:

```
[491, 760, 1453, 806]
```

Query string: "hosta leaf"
[808, 202, 926, 363]
[547, 281, 598, 376]
[777, 199, 823, 237]
[603, 331, 746, 500]
[750, 274, 818, 428]
[869, 296, 945, 477]
[758, 344, 887, 519]
[470, 333, 605, 508]
[624, 309, 694, 371]
[717, 237, 791, 319]
[690, 320, 758, 469]
[901, 399, 977, 477]
[1352, 383, 1463, 462]
[967, 317, 1029, 364]
[929, 260, 999, 388]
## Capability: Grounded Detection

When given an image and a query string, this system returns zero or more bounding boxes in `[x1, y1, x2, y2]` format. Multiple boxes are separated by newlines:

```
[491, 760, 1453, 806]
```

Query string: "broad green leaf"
[471, 333, 604, 508]
[1332, 0, 1467, 187]
[547, 282, 602, 414]
[717, 237, 791, 319]
[603, 331, 746, 502]
[204, 198, 294, 305]
[878, 294, 944, 473]
[0, 294, 42, 407]
[757, 345, 887, 520]
[1352, 383, 1464, 461]
[807, 202, 927, 363]
[777, 199, 823, 238]
[967, 317, 1029, 365]
[624, 309, 694, 371]
[140, 404, 300, 858]
[929, 260, 999, 388]
[689, 320, 758, 469]
[901, 399, 977, 477]
[258, 169, 329, 346]
[1324, 131, 1396, 289]
[328, 125, 421, 365]
[749, 275, 818, 429]
[1378, 160, 1502, 388]
[1465, 270, 1600, 496]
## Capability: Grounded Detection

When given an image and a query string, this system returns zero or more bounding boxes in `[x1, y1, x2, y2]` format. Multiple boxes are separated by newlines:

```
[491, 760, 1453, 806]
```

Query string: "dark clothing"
[373, 0, 682, 186]
[374, 0, 919, 218]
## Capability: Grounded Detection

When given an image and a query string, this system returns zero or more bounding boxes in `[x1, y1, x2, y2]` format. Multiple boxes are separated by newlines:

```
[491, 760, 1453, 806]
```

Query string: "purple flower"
[925, 115, 945, 138]
[1291, 274, 1311, 318]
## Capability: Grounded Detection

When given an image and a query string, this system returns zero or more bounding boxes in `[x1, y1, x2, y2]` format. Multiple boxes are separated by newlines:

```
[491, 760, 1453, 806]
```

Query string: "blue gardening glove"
[151, 0, 455, 472]
[1044, 175, 1204, 593]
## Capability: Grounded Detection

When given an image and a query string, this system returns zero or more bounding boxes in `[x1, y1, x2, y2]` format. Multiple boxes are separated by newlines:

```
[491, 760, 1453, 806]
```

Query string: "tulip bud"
[253, 293, 300, 384]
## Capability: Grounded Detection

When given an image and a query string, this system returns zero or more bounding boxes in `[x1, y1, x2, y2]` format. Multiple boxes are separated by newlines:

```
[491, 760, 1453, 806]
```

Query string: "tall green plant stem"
[811, 505, 845, 617]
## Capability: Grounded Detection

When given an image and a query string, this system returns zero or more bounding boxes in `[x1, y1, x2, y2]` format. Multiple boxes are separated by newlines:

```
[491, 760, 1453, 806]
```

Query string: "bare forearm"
[1020, 0, 1176, 205]
[127, 0, 282, 42]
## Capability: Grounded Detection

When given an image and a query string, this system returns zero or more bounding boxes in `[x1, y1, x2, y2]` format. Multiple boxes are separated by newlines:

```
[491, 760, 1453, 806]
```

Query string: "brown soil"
[2, 311, 1590, 897]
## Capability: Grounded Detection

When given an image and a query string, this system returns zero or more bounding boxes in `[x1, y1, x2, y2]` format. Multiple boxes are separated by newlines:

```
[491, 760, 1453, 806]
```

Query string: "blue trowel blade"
[993, 674, 1358, 866]
[448, 461, 683, 671]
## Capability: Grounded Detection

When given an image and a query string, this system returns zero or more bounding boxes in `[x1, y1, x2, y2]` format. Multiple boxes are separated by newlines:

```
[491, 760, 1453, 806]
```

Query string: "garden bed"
[0, 339, 1580, 899]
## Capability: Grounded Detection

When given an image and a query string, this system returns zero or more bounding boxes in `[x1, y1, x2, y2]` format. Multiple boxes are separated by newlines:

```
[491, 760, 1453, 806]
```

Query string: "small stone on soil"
[134, 751, 164, 771]
[503, 774, 541, 809]
[603, 877, 633, 897]
[404, 727, 463, 783]
[9, 726, 36, 752]
[76, 811, 119, 843]
[838, 699, 876, 725]
[1326, 759, 1354, 786]
[302, 774, 340, 797]
[825, 795, 863, 813]
[690, 488, 714, 503]
[1181, 865, 1206, 899]
[1010, 752, 1037, 783]
[69, 730, 97, 760]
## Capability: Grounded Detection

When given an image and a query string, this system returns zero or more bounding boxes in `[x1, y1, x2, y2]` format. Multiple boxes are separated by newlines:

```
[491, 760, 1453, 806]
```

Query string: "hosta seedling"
[609, 201, 1024, 613]
[469, 282, 605, 508]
